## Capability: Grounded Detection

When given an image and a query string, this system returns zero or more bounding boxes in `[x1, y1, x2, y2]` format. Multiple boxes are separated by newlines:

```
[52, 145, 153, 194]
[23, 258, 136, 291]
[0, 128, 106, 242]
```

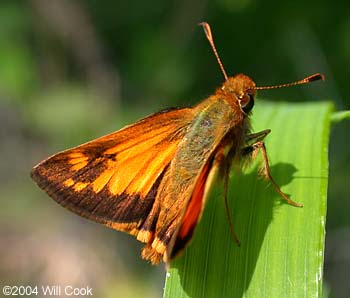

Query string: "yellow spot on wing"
[63, 178, 88, 191]
[69, 156, 88, 165]
[68, 154, 89, 171]
[71, 161, 88, 171]
[73, 182, 89, 191]
[92, 168, 115, 193]
[69, 152, 85, 158]
[64, 178, 75, 187]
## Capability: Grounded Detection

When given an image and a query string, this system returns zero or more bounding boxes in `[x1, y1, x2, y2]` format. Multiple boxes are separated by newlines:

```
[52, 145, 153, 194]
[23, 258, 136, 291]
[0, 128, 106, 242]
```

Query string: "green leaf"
[163, 100, 334, 298]
[330, 110, 350, 124]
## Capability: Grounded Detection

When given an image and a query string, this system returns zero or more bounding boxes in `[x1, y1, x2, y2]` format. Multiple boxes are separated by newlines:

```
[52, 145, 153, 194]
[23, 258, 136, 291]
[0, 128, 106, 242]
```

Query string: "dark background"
[0, 0, 349, 297]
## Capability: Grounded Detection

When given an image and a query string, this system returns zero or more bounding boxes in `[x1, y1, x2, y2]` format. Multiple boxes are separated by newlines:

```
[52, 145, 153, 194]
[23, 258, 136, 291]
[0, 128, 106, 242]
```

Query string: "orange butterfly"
[31, 22, 324, 265]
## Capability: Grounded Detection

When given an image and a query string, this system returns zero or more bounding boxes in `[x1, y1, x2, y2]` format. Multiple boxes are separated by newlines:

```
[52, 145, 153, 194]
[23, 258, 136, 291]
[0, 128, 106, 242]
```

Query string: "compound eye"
[240, 92, 255, 113]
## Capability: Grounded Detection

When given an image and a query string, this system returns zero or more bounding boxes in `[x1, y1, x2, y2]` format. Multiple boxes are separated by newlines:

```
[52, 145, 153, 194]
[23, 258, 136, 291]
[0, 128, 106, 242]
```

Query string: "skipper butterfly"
[31, 22, 324, 265]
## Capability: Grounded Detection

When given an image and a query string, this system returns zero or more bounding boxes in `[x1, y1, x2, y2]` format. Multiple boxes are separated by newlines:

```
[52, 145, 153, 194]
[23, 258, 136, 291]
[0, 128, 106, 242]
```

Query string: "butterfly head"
[199, 22, 325, 115]
[221, 74, 257, 114]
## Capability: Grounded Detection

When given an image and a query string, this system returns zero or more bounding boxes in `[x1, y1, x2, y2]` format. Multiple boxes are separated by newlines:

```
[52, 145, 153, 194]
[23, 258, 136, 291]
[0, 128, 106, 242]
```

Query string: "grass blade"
[164, 101, 333, 298]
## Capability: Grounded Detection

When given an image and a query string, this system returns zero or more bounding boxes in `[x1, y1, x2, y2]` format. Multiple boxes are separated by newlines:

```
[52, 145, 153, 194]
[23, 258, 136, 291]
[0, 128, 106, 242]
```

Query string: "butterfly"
[31, 22, 324, 265]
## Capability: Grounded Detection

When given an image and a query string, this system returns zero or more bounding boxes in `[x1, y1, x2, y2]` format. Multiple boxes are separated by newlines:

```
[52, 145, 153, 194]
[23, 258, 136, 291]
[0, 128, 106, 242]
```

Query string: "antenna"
[253, 73, 325, 90]
[199, 22, 228, 81]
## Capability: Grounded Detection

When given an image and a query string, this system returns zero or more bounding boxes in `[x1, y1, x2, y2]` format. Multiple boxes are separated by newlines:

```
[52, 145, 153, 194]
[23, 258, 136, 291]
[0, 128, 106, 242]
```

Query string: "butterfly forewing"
[31, 108, 193, 235]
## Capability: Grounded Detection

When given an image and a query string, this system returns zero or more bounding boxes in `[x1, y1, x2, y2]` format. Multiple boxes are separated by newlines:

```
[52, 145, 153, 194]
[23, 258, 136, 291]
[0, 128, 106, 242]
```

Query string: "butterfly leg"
[214, 150, 241, 246]
[245, 129, 271, 144]
[242, 141, 302, 207]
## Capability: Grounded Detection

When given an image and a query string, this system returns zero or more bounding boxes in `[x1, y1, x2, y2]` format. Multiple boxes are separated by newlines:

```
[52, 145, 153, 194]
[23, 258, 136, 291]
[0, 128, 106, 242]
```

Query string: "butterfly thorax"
[152, 91, 251, 262]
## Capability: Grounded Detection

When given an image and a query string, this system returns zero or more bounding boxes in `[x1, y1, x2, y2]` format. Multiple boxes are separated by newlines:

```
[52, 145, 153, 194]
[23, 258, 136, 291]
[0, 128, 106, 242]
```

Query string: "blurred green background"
[0, 0, 348, 297]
